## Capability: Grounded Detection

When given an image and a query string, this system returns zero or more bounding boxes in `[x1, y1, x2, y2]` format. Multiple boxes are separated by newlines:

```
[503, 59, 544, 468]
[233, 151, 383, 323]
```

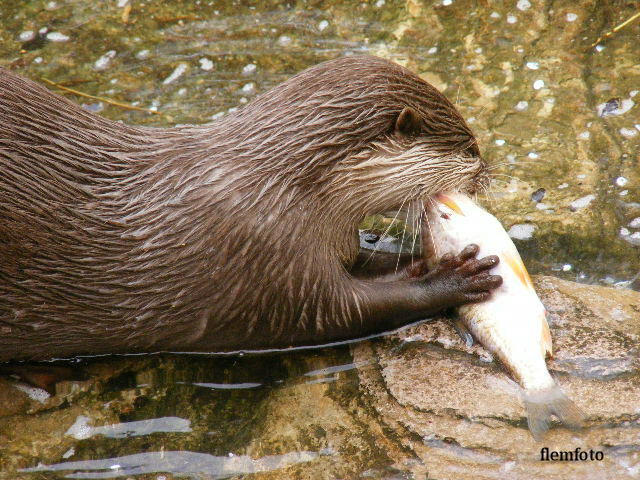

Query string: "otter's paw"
[421, 244, 502, 306]
[403, 259, 430, 278]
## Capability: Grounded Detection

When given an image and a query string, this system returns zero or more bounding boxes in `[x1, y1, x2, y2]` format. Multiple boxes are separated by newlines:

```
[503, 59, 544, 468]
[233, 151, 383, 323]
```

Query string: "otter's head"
[221, 55, 487, 217]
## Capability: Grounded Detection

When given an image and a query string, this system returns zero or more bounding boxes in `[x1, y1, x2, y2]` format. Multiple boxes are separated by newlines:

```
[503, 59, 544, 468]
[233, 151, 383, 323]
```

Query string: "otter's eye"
[394, 106, 422, 136]
[466, 143, 481, 158]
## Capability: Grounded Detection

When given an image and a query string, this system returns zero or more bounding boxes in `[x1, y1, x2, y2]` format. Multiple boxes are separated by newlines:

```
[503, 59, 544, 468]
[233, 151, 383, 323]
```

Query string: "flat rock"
[352, 276, 640, 479]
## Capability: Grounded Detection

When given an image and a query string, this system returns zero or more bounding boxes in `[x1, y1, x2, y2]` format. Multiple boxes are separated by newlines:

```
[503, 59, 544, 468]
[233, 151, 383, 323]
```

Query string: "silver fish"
[423, 191, 584, 438]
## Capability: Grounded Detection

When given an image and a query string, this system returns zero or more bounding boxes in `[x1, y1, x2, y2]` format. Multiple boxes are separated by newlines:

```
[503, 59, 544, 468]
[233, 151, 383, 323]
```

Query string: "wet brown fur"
[0, 55, 484, 361]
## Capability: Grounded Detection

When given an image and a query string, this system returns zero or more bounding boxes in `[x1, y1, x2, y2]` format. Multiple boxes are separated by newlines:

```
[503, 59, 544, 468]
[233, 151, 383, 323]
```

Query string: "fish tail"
[523, 385, 585, 440]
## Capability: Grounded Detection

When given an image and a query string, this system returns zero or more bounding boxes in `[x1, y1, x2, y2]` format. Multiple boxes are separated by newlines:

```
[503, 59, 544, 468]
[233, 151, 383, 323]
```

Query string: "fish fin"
[540, 313, 553, 358]
[452, 319, 474, 348]
[435, 193, 465, 216]
[523, 385, 585, 440]
[503, 253, 534, 290]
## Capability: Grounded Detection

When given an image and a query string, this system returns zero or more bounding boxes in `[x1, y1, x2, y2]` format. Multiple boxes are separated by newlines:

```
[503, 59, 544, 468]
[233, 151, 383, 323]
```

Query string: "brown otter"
[0, 55, 501, 362]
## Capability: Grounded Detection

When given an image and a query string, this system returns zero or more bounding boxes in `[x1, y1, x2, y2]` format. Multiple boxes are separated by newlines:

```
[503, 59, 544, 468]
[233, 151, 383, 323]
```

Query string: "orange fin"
[540, 312, 553, 358]
[503, 253, 534, 290]
[435, 193, 465, 216]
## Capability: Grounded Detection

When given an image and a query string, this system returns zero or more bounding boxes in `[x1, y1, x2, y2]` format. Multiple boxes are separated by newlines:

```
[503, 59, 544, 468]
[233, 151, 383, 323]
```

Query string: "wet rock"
[569, 194, 596, 211]
[531, 187, 546, 203]
[352, 275, 640, 479]
[508, 223, 536, 240]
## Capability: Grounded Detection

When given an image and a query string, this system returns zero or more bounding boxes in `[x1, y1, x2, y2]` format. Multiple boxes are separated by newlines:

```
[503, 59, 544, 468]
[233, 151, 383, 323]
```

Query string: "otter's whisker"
[482, 179, 499, 209]
[422, 196, 440, 261]
[367, 186, 413, 265]
[394, 186, 420, 274]
[488, 159, 538, 170]
[409, 200, 421, 266]
[490, 173, 523, 184]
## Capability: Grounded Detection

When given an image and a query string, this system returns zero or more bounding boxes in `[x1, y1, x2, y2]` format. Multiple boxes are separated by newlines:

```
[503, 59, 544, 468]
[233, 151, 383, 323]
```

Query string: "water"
[0, 0, 639, 478]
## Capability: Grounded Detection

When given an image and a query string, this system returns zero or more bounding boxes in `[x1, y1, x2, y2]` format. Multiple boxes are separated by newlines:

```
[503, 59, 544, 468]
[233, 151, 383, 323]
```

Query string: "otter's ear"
[395, 106, 422, 136]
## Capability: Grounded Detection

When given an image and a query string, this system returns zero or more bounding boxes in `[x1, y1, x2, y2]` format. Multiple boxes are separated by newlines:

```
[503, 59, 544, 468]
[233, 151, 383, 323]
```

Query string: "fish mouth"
[433, 193, 465, 216]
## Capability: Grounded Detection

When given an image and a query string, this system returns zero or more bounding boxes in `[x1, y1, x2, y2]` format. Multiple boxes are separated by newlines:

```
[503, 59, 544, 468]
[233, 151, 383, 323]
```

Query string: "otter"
[0, 55, 501, 362]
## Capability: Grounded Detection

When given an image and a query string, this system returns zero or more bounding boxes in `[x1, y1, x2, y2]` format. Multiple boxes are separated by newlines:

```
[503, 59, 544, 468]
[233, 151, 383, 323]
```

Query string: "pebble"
[533, 79, 545, 90]
[81, 102, 104, 113]
[495, 139, 505, 146]
[13, 384, 50, 403]
[65, 415, 92, 440]
[318, 20, 329, 31]
[516, 0, 531, 11]
[507, 14, 517, 24]
[569, 194, 595, 211]
[62, 448, 75, 459]
[531, 188, 546, 202]
[508, 223, 536, 240]
[629, 217, 640, 229]
[598, 98, 634, 117]
[515, 100, 529, 111]
[566, 13, 578, 22]
[363, 233, 380, 244]
[135, 49, 150, 60]
[199, 58, 214, 71]
[94, 50, 117, 71]
[278, 35, 292, 46]
[623, 232, 640, 246]
[242, 63, 257, 75]
[46, 32, 69, 42]
[615, 176, 628, 187]
[620, 127, 638, 138]
[241, 82, 255, 94]
[18, 30, 35, 42]
[163, 63, 188, 84]
[525, 61, 539, 70]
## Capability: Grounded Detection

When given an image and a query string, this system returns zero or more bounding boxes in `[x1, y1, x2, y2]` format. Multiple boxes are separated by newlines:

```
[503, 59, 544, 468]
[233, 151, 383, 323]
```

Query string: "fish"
[422, 191, 584, 439]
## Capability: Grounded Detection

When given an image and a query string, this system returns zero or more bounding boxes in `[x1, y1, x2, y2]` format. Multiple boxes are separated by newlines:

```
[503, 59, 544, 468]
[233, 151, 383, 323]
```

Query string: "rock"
[352, 276, 640, 479]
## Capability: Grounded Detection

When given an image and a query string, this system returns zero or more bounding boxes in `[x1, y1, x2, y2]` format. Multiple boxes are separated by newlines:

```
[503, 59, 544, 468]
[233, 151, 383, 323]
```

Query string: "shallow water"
[0, 0, 639, 478]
